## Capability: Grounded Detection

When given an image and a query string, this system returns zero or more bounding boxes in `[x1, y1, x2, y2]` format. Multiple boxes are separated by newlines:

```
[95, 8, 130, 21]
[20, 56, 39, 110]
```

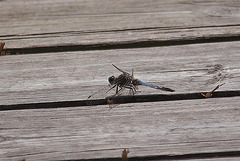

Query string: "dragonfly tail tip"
[160, 87, 175, 92]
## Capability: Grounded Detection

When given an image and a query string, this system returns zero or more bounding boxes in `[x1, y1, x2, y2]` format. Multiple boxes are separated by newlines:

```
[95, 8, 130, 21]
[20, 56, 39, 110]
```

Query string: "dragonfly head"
[108, 76, 115, 85]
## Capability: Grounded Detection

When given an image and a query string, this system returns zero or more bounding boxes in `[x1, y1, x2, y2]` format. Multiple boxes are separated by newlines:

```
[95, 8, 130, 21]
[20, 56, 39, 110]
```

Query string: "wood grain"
[0, 41, 239, 105]
[1, 1, 240, 160]
[0, 0, 240, 49]
[0, 97, 239, 160]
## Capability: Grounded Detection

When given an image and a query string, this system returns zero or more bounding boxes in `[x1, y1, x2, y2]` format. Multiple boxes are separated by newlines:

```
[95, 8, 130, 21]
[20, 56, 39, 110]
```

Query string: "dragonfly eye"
[108, 76, 115, 84]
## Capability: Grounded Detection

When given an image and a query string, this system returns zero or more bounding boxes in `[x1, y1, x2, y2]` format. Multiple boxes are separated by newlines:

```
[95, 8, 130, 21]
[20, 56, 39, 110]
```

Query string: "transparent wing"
[86, 76, 133, 107]
[112, 64, 130, 75]
[107, 77, 136, 109]
[86, 84, 116, 106]
[87, 64, 135, 108]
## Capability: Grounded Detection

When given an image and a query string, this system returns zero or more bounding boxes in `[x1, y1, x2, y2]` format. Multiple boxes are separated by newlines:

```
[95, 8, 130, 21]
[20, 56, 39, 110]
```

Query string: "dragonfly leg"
[126, 84, 137, 96]
[130, 87, 135, 96]
[116, 85, 122, 94]
[128, 87, 134, 96]
[106, 84, 116, 93]
[132, 85, 137, 95]
[116, 85, 119, 94]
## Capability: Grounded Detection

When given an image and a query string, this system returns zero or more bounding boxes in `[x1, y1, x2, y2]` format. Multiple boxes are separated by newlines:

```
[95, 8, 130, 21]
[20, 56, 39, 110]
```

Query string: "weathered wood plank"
[1, 1, 239, 161]
[0, 41, 239, 105]
[186, 158, 240, 161]
[157, 158, 240, 161]
[0, 0, 240, 49]
[0, 97, 239, 160]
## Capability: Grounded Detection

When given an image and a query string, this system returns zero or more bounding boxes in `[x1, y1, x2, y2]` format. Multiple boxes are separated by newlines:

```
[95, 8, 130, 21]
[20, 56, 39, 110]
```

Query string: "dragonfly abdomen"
[136, 79, 175, 92]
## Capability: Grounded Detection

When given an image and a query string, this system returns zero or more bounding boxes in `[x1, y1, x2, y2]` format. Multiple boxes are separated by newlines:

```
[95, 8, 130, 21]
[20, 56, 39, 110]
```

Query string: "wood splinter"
[0, 42, 5, 55]
[201, 83, 225, 98]
[0, 42, 11, 55]
[107, 98, 114, 104]
[122, 148, 130, 161]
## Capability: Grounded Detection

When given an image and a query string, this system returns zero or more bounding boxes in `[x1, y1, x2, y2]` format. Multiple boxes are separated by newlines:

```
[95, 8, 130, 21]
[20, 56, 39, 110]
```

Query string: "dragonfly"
[87, 64, 174, 107]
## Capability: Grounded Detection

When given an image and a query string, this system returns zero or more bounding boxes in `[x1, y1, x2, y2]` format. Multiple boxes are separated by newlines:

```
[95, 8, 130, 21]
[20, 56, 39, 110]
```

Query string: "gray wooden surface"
[0, 41, 239, 105]
[0, 97, 240, 161]
[0, 0, 240, 49]
[0, 0, 240, 161]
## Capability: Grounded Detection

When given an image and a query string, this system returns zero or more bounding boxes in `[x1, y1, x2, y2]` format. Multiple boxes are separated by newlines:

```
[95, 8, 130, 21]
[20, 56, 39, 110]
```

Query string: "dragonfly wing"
[112, 64, 131, 75]
[87, 77, 132, 107]
[87, 84, 116, 105]
[108, 76, 133, 100]
[107, 76, 136, 109]
[136, 79, 175, 92]
[106, 85, 128, 110]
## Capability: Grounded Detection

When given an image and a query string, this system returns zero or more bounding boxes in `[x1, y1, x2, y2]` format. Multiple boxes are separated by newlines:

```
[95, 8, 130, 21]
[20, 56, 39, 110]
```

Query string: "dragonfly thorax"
[117, 74, 131, 87]
[108, 74, 133, 87]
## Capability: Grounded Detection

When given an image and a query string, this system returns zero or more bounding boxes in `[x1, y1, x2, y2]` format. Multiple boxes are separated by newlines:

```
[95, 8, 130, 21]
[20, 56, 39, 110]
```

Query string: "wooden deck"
[0, 0, 240, 161]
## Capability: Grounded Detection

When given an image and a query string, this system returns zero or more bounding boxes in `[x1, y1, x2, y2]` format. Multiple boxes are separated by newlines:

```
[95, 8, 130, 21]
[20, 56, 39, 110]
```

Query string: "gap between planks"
[60, 150, 240, 161]
[0, 90, 239, 111]
[3, 34, 240, 55]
